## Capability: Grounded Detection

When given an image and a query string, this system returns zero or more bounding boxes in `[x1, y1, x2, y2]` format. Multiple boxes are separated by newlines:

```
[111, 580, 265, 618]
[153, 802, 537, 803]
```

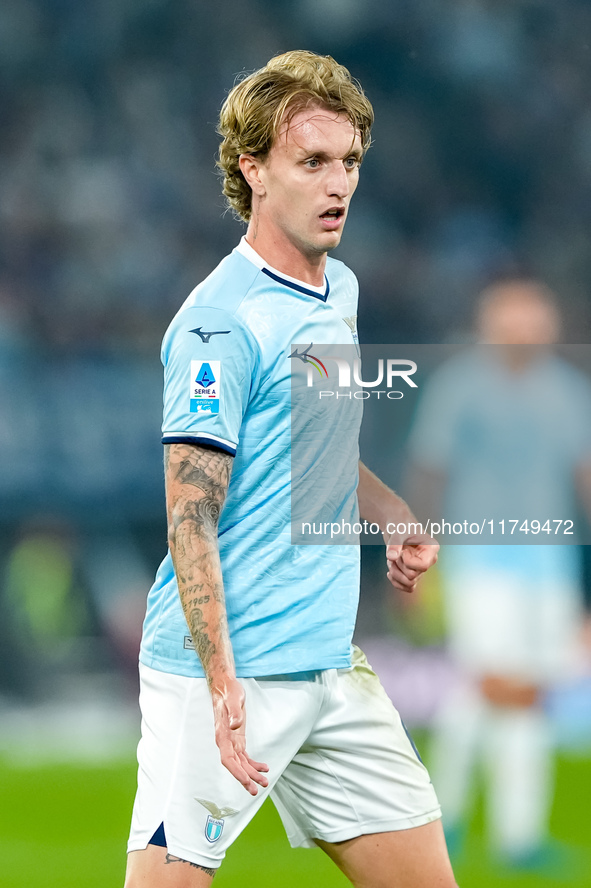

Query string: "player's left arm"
[357, 461, 439, 593]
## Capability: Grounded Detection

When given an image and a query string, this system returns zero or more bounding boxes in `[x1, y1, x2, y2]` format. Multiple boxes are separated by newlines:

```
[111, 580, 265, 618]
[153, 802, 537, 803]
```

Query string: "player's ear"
[239, 154, 266, 198]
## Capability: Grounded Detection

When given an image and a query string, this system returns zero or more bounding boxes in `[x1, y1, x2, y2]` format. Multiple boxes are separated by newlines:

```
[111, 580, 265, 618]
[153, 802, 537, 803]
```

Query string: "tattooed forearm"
[172, 510, 225, 602]
[164, 853, 217, 876]
[164, 443, 235, 680]
[186, 605, 217, 672]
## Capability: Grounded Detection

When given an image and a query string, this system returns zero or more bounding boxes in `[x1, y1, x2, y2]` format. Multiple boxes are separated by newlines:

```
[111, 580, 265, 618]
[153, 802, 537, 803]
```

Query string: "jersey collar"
[236, 237, 330, 302]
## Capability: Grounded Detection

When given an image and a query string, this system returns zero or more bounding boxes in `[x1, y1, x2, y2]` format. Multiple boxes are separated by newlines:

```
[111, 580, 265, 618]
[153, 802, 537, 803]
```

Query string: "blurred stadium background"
[2, 1, 591, 885]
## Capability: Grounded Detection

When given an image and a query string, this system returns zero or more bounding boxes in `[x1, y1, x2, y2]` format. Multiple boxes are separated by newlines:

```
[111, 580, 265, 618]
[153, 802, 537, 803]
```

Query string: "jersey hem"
[139, 651, 353, 679]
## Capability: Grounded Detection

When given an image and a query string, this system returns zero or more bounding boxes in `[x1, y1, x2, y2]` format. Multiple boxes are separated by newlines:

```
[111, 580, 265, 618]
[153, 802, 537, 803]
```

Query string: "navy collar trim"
[261, 267, 330, 302]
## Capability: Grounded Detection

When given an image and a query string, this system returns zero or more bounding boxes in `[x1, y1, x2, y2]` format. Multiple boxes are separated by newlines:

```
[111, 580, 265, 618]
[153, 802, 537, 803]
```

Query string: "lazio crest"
[196, 798, 239, 844]
[205, 814, 225, 843]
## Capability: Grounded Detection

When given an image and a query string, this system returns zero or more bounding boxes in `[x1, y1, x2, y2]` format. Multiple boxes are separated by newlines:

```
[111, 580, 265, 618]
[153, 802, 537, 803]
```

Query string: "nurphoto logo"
[290, 344, 418, 399]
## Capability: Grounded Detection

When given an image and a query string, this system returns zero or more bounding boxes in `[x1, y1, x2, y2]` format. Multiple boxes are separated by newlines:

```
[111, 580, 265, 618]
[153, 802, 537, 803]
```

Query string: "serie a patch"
[190, 360, 220, 413]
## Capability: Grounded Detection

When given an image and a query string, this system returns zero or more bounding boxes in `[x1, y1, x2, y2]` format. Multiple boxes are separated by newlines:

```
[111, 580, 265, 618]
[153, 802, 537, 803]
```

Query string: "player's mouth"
[319, 206, 346, 230]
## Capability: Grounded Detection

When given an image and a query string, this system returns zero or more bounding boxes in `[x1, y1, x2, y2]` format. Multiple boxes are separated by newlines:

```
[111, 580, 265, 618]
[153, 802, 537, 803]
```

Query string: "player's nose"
[326, 160, 350, 198]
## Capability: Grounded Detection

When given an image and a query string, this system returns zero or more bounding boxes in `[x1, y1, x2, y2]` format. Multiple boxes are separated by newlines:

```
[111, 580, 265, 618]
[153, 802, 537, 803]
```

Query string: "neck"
[497, 344, 546, 373]
[245, 221, 327, 287]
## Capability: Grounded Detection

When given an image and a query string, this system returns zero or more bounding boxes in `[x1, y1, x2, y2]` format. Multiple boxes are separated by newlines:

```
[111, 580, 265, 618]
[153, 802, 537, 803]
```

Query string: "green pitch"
[1, 754, 590, 887]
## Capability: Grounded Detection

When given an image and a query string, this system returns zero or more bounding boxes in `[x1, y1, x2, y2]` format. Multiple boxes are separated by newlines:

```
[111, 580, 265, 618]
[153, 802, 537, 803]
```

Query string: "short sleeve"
[161, 305, 258, 456]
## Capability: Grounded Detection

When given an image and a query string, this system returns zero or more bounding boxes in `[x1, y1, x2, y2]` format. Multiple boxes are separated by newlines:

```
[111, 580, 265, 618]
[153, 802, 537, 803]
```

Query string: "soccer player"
[408, 280, 591, 867]
[125, 51, 457, 888]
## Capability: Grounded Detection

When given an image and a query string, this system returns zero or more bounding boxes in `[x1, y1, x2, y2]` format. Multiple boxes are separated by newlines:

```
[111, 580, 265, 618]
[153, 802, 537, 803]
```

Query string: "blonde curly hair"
[217, 50, 374, 222]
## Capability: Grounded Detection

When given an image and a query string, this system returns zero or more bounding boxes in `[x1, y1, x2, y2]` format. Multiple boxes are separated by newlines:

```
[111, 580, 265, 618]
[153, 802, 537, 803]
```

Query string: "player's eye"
[305, 157, 321, 168]
[344, 156, 360, 169]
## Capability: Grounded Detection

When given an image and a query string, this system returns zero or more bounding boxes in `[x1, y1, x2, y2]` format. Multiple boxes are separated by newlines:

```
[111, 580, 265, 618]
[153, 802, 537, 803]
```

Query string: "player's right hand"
[384, 531, 439, 593]
[211, 677, 269, 796]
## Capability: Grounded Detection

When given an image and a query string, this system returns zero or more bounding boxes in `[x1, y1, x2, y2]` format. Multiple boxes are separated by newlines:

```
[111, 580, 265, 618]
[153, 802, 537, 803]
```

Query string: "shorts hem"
[166, 841, 223, 869]
[127, 835, 223, 869]
[286, 808, 442, 849]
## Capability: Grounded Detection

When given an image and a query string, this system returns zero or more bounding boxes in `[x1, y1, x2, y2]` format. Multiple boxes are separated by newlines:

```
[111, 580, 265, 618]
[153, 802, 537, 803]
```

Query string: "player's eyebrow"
[301, 148, 364, 162]
[345, 148, 364, 162]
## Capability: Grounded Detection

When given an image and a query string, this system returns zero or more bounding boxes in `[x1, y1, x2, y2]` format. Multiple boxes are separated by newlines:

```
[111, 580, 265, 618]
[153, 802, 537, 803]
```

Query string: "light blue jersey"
[140, 239, 362, 678]
[409, 347, 591, 582]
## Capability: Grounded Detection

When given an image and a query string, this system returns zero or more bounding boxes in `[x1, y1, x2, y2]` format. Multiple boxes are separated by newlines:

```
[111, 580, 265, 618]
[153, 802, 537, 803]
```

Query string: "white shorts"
[127, 646, 441, 869]
[441, 570, 585, 684]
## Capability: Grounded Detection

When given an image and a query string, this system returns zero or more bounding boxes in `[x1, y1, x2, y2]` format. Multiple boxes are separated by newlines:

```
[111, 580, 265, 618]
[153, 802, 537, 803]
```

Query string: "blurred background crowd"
[4, 0, 591, 357]
[3, 1, 591, 881]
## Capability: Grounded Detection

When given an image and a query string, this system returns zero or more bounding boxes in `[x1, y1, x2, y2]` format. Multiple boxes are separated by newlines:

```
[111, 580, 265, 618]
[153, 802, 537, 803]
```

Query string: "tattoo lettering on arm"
[186, 595, 211, 607]
[164, 853, 217, 877]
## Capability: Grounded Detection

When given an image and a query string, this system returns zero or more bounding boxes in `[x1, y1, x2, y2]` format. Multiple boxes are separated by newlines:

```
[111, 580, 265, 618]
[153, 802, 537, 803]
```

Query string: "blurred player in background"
[125, 51, 456, 887]
[408, 280, 591, 868]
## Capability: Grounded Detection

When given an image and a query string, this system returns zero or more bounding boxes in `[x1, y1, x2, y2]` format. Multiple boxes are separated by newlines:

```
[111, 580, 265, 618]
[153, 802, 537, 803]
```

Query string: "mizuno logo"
[190, 327, 231, 343]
